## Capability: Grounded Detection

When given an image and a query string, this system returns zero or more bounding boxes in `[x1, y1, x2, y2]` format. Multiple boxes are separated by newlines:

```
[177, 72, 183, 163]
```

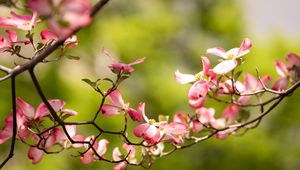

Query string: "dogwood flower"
[40, 29, 78, 48]
[80, 137, 109, 164]
[272, 61, 289, 91]
[207, 38, 252, 74]
[101, 89, 143, 122]
[133, 103, 164, 145]
[0, 11, 39, 30]
[27, 0, 92, 37]
[237, 73, 271, 104]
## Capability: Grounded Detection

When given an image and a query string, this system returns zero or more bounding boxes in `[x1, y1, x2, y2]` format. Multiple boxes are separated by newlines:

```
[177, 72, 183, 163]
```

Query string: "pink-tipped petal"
[16, 98, 35, 119]
[28, 147, 44, 164]
[107, 89, 124, 108]
[0, 123, 13, 144]
[213, 60, 237, 75]
[275, 61, 288, 77]
[174, 70, 195, 84]
[201, 56, 211, 75]
[206, 47, 227, 59]
[237, 38, 252, 57]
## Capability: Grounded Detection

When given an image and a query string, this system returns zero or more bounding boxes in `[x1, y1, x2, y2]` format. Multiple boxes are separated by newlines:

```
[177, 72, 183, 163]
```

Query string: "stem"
[0, 76, 17, 169]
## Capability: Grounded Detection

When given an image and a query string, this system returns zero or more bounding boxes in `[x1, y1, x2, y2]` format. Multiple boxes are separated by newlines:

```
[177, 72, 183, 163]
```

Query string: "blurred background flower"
[1, 0, 300, 169]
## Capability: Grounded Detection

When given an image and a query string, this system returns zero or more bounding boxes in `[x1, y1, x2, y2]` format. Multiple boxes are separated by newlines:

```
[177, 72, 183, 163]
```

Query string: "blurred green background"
[1, 0, 300, 169]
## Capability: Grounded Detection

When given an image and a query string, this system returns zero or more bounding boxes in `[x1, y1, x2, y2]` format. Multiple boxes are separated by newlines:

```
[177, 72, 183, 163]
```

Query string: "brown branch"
[0, 76, 17, 168]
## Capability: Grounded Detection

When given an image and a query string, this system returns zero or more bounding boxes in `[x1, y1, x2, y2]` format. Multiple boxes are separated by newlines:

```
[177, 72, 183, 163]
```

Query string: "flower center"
[227, 53, 235, 60]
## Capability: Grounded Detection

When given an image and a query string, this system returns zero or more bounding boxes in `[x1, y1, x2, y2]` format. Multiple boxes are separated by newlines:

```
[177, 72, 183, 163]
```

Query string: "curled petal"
[206, 47, 227, 59]
[28, 147, 44, 164]
[236, 38, 252, 58]
[112, 147, 122, 161]
[190, 119, 203, 133]
[174, 70, 195, 84]
[213, 60, 237, 75]
[188, 80, 209, 109]
[123, 143, 136, 158]
[97, 139, 109, 156]
[201, 56, 211, 75]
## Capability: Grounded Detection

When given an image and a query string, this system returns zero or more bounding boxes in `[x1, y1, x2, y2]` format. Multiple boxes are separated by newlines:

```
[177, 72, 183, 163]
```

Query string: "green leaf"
[82, 78, 101, 90]
[234, 71, 242, 81]
[65, 55, 80, 60]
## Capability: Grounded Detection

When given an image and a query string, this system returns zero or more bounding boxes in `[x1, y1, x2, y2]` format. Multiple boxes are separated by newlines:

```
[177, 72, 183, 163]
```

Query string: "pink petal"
[123, 143, 136, 158]
[275, 61, 288, 77]
[72, 135, 85, 148]
[237, 95, 251, 105]
[107, 89, 124, 108]
[61, 109, 78, 116]
[128, 57, 146, 66]
[206, 47, 227, 59]
[0, 122, 13, 144]
[222, 105, 239, 123]
[16, 98, 35, 119]
[101, 104, 121, 116]
[190, 119, 203, 133]
[201, 56, 211, 75]
[196, 107, 215, 124]
[126, 108, 143, 122]
[144, 125, 161, 145]
[213, 60, 237, 75]
[80, 152, 94, 164]
[97, 139, 109, 156]
[64, 35, 78, 48]
[28, 147, 44, 164]
[35, 99, 66, 119]
[236, 38, 252, 58]
[210, 118, 226, 129]
[114, 162, 127, 170]
[243, 73, 258, 91]
[174, 70, 195, 84]
[5, 30, 17, 42]
[40, 29, 58, 44]
[286, 52, 300, 69]
[112, 147, 122, 161]
[188, 80, 209, 109]
[134, 124, 149, 137]
[272, 77, 289, 91]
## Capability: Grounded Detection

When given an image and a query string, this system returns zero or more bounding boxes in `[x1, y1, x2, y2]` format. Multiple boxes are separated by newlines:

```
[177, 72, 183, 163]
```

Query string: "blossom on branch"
[207, 38, 252, 74]
[27, 0, 92, 37]
[0, 11, 39, 31]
